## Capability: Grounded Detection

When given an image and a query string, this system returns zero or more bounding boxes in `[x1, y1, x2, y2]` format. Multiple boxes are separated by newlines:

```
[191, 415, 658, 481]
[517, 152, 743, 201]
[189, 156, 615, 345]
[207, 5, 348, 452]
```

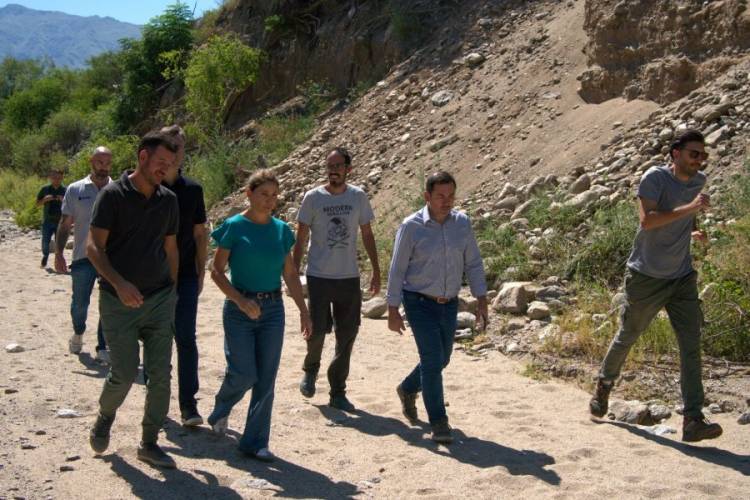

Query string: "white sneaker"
[252, 447, 275, 462]
[212, 416, 228, 435]
[95, 349, 110, 365]
[68, 334, 83, 354]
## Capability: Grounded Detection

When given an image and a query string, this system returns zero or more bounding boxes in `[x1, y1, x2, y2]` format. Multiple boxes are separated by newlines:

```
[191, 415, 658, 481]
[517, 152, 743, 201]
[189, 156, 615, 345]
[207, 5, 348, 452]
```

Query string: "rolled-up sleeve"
[464, 224, 487, 297]
[386, 222, 413, 307]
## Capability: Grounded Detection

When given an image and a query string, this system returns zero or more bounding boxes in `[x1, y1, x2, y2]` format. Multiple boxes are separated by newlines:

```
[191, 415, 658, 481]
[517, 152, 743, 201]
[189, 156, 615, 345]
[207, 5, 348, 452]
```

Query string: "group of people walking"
[35, 126, 722, 469]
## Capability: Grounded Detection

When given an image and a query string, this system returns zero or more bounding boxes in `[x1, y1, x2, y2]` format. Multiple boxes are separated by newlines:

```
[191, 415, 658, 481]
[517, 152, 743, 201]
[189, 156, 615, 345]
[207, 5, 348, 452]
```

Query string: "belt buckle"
[436, 296, 449, 304]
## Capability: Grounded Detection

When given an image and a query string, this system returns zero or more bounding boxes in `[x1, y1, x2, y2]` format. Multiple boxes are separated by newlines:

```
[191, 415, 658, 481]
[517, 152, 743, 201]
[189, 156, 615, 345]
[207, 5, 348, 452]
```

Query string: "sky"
[0, 1, 214, 25]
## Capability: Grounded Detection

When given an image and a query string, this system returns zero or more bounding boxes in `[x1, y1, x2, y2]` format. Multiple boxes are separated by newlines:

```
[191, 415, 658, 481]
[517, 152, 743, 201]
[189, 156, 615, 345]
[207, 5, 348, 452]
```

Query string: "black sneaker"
[181, 408, 204, 427]
[431, 420, 453, 444]
[137, 442, 176, 468]
[682, 416, 723, 442]
[89, 412, 115, 454]
[41, 255, 48, 268]
[329, 395, 356, 412]
[589, 379, 613, 417]
[397, 384, 418, 422]
[299, 371, 317, 398]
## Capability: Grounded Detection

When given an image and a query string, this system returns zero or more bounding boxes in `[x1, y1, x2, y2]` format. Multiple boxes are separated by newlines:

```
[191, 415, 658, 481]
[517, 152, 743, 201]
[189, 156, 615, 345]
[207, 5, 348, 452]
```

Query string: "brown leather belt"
[420, 293, 455, 304]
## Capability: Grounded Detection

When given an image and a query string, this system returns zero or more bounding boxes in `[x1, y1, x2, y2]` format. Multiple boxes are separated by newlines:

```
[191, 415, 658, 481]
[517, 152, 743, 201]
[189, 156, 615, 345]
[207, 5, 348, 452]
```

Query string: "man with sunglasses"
[293, 147, 381, 412]
[589, 129, 722, 442]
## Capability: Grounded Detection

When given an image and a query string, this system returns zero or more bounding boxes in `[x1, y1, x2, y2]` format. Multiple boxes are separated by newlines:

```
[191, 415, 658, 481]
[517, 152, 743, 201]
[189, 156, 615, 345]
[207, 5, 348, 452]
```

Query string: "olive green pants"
[598, 269, 705, 418]
[98, 286, 176, 443]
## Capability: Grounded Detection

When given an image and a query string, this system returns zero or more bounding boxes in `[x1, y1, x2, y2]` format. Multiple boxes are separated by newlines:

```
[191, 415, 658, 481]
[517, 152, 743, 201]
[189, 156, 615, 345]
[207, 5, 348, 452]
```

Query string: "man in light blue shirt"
[55, 146, 112, 363]
[387, 171, 488, 444]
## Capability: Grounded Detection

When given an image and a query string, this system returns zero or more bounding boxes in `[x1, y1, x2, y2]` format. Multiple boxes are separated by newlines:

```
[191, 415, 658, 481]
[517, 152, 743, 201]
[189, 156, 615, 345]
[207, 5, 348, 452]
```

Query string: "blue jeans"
[209, 296, 285, 453]
[400, 291, 458, 425]
[70, 258, 106, 351]
[41, 221, 58, 257]
[174, 276, 200, 413]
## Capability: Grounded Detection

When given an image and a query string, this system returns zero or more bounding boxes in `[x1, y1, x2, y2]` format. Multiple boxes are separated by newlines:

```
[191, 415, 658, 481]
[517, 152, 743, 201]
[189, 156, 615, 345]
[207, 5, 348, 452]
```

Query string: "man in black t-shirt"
[160, 124, 208, 427]
[36, 169, 66, 268]
[86, 131, 180, 469]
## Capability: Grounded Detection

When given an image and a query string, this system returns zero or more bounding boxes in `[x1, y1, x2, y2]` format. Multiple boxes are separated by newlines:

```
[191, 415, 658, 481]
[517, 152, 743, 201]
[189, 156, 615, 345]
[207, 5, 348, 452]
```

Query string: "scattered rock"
[527, 301, 551, 320]
[429, 133, 460, 152]
[638, 424, 676, 436]
[492, 282, 530, 314]
[5, 343, 24, 353]
[55, 409, 82, 419]
[647, 404, 671, 422]
[361, 297, 387, 319]
[431, 90, 454, 107]
[456, 312, 476, 330]
[59, 465, 75, 472]
[609, 401, 653, 425]
[568, 173, 591, 195]
[463, 52, 486, 67]
[737, 412, 750, 425]
[707, 403, 723, 414]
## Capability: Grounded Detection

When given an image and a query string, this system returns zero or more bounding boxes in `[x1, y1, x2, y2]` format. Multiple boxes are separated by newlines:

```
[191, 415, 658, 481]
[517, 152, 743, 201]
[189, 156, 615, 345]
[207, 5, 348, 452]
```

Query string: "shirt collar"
[84, 174, 111, 186]
[420, 205, 455, 225]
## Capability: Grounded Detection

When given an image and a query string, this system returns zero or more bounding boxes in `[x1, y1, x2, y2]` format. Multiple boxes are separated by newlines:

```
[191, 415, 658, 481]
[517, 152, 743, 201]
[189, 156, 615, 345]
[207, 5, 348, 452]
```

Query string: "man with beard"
[294, 147, 381, 412]
[55, 147, 113, 363]
[589, 129, 723, 443]
[87, 131, 180, 468]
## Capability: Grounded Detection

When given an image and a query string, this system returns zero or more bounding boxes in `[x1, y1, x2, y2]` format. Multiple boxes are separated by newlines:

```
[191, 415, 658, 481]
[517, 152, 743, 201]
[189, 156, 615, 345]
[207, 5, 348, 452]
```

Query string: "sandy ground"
[1, 230, 748, 500]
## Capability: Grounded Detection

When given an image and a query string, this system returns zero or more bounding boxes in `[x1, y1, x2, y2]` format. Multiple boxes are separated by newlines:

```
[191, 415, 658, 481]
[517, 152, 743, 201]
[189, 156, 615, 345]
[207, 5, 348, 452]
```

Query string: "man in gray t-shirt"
[589, 129, 722, 443]
[55, 146, 112, 362]
[293, 147, 381, 412]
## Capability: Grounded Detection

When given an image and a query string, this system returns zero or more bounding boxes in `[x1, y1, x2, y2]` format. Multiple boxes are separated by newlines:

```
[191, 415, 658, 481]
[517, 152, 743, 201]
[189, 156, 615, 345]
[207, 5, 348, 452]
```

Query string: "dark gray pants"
[599, 269, 705, 418]
[302, 275, 361, 397]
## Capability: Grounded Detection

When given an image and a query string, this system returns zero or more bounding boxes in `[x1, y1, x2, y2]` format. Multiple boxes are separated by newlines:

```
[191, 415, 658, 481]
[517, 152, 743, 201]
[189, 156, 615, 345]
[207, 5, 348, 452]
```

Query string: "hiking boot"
[682, 416, 723, 442]
[95, 349, 110, 365]
[68, 334, 83, 354]
[329, 395, 356, 413]
[299, 371, 317, 398]
[181, 408, 204, 427]
[211, 416, 228, 436]
[89, 412, 115, 454]
[397, 384, 418, 422]
[431, 420, 453, 444]
[137, 442, 176, 468]
[589, 379, 613, 417]
[41, 255, 48, 268]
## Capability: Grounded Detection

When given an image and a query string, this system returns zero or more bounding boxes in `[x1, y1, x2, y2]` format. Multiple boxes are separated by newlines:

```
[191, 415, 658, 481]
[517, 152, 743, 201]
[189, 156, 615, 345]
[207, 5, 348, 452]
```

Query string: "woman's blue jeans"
[400, 291, 458, 425]
[209, 296, 285, 453]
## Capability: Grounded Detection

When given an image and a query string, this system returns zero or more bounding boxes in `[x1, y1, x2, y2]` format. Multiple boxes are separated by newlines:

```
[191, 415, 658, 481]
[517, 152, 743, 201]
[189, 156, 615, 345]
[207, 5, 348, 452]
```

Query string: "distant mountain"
[0, 3, 141, 68]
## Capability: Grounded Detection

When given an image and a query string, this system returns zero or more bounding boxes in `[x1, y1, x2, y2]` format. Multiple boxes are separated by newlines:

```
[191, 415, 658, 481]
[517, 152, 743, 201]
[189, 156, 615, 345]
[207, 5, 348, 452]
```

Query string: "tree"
[3, 76, 68, 131]
[184, 33, 263, 133]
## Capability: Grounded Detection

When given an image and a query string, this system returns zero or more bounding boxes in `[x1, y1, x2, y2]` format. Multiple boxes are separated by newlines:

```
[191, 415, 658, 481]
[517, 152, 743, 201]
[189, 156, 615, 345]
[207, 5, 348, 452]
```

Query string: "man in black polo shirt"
[161, 124, 208, 427]
[36, 169, 66, 268]
[86, 131, 180, 469]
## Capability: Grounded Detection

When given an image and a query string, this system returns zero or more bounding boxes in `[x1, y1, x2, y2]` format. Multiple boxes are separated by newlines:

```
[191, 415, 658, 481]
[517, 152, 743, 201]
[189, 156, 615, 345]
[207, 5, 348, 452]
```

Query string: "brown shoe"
[397, 384, 418, 422]
[589, 379, 613, 417]
[682, 416, 723, 442]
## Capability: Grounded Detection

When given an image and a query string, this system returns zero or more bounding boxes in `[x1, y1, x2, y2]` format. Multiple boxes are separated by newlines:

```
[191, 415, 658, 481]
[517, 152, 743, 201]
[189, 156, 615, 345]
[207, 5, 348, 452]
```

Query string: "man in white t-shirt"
[293, 147, 381, 412]
[55, 146, 112, 363]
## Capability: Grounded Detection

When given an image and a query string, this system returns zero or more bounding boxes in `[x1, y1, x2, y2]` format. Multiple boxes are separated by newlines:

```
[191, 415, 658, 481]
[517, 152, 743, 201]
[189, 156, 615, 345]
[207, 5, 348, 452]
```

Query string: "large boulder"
[492, 282, 531, 314]
[568, 173, 591, 195]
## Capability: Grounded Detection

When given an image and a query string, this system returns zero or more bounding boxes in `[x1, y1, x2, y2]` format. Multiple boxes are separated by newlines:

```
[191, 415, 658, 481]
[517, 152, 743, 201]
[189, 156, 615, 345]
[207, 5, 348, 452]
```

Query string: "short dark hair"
[425, 171, 457, 193]
[329, 146, 351, 165]
[160, 124, 186, 143]
[246, 168, 279, 192]
[670, 129, 705, 159]
[138, 131, 178, 156]
[49, 168, 63, 175]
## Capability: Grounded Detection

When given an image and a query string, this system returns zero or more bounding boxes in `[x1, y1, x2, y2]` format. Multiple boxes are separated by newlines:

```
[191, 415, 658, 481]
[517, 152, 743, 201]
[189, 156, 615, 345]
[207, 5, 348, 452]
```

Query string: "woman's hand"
[238, 298, 261, 319]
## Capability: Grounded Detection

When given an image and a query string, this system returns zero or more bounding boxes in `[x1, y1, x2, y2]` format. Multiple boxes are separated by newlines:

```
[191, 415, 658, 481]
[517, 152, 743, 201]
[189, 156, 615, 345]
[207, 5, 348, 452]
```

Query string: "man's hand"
[369, 273, 381, 295]
[690, 193, 711, 213]
[476, 296, 489, 332]
[115, 280, 144, 308]
[388, 306, 406, 335]
[54, 253, 68, 273]
[691, 230, 709, 244]
[300, 312, 313, 340]
[237, 298, 261, 319]
[42, 194, 55, 203]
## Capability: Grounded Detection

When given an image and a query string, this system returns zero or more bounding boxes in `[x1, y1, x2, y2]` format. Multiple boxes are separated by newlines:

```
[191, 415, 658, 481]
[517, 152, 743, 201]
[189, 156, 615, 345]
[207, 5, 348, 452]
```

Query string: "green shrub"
[67, 134, 140, 182]
[42, 107, 92, 153]
[0, 169, 45, 228]
[3, 76, 68, 130]
[476, 222, 533, 283]
[11, 132, 50, 174]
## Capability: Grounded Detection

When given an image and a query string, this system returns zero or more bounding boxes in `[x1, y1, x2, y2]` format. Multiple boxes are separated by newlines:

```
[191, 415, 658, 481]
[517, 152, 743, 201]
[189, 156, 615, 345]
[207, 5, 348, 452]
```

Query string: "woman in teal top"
[208, 169, 311, 462]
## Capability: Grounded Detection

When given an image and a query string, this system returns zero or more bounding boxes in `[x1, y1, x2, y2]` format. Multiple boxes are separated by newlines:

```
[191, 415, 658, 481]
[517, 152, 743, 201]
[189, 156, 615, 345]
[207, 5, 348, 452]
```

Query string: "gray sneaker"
[137, 442, 176, 468]
[68, 334, 83, 354]
[89, 412, 115, 454]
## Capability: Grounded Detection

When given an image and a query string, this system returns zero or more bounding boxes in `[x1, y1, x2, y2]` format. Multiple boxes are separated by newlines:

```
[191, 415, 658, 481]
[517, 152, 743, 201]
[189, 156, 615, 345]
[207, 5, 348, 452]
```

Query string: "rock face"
[579, 0, 750, 104]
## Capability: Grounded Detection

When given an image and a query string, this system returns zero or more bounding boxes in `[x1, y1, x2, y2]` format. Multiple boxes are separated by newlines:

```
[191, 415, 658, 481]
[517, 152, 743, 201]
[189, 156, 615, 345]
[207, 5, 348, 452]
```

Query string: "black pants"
[302, 275, 361, 397]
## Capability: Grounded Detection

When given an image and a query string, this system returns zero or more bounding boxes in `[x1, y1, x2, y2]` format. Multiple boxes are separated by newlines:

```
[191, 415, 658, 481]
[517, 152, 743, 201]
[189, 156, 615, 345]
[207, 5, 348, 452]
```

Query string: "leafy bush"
[11, 132, 50, 174]
[3, 76, 68, 130]
[67, 134, 140, 182]
[476, 222, 533, 284]
[42, 107, 92, 153]
[0, 169, 45, 228]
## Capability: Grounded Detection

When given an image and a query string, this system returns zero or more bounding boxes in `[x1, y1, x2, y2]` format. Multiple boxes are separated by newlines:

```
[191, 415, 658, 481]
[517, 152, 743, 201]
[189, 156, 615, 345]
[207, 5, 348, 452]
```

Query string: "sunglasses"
[683, 148, 709, 161]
